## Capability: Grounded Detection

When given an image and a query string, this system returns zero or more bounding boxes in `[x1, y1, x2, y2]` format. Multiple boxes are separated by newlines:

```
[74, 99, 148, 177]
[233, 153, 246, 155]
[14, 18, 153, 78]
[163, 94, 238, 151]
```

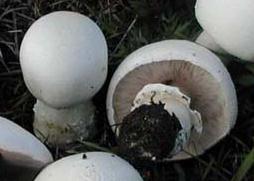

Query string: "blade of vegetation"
[231, 148, 254, 181]
[78, 140, 113, 153]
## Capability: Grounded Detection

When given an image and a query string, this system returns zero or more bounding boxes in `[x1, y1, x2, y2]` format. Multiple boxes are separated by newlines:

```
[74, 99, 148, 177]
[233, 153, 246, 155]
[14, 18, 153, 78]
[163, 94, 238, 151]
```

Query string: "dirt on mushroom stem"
[118, 102, 182, 161]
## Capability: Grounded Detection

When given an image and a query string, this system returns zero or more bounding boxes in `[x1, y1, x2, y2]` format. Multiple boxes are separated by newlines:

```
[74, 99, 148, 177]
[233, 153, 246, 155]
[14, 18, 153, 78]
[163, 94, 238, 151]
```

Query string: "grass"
[0, 0, 253, 180]
[232, 147, 254, 181]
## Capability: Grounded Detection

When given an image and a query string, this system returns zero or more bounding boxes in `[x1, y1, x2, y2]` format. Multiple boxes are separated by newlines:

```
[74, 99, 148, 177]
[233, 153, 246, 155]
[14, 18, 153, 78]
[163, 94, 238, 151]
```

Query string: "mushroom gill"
[113, 60, 227, 159]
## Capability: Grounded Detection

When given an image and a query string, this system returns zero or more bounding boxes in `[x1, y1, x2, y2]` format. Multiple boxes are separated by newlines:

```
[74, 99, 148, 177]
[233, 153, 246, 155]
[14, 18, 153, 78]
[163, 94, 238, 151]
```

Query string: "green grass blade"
[231, 147, 254, 181]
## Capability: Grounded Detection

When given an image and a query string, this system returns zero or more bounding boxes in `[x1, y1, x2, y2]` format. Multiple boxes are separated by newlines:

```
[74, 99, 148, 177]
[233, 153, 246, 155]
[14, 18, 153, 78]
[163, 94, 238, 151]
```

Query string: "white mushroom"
[195, 0, 254, 61]
[34, 152, 143, 181]
[19, 11, 108, 146]
[0, 116, 53, 180]
[195, 31, 226, 54]
[107, 40, 237, 161]
[195, 31, 230, 65]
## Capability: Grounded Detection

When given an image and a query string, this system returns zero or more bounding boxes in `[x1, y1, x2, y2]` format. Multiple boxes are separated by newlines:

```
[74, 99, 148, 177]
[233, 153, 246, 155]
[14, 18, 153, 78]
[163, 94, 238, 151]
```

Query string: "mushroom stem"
[196, 31, 226, 54]
[33, 100, 96, 147]
[196, 31, 230, 65]
[119, 84, 202, 159]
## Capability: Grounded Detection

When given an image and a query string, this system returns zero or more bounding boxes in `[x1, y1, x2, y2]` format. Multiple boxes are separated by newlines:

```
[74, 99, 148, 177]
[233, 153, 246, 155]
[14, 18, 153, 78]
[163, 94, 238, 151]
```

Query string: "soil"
[118, 102, 182, 161]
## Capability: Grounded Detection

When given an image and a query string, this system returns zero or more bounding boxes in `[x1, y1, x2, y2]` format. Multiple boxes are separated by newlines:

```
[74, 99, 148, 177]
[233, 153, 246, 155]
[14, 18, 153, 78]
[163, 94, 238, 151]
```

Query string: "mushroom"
[195, 0, 254, 61]
[34, 152, 143, 181]
[19, 11, 108, 146]
[195, 31, 230, 65]
[107, 40, 237, 161]
[195, 31, 226, 54]
[0, 116, 53, 180]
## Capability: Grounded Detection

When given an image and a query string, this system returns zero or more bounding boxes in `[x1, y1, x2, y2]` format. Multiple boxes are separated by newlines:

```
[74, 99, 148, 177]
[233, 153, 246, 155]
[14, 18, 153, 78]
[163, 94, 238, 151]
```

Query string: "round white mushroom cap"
[195, 0, 254, 61]
[0, 116, 53, 168]
[20, 11, 108, 108]
[34, 152, 143, 181]
[107, 40, 237, 160]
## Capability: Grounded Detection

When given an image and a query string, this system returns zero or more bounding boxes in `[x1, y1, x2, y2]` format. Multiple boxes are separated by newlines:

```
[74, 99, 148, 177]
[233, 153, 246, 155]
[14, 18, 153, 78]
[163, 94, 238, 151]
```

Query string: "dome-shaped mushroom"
[34, 152, 143, 181]
[19, 11, 108, 146]
[107, 40, 237, 161]
[0, 116, 53, 180]
[195, 0, 254, 61]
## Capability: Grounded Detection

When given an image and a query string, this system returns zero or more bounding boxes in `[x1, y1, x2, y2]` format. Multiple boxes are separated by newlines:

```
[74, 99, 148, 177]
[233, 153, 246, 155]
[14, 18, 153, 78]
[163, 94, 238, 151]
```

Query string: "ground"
[0, 0, 253, 181]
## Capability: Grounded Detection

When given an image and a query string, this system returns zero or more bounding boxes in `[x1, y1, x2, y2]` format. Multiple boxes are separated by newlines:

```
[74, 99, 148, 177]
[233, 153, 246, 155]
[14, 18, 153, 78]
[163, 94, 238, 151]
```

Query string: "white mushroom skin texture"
[195, 31, 226, 54]
[195, 31, 230, 65]
[33, 100, 96, 145]
[34, 152, 143, 181]
[107, 40, 237, 161]
[195, 0, 254, 61]
[19, 11, 108, 146]
[0, 117, 53, 168]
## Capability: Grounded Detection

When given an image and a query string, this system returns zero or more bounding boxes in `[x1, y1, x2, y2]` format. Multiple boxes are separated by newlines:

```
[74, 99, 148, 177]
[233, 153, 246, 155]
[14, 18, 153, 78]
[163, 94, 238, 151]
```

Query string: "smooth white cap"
[0, 117, 53, 168]
[20, 11, 108, 108]
[195, 0, 254, 61]
[35, 152, 143, 181]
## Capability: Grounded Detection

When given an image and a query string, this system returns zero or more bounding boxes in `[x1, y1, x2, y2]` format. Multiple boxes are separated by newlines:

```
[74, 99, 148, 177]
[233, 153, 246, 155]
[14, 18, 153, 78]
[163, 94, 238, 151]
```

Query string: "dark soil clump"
[118, 102, 182, 160]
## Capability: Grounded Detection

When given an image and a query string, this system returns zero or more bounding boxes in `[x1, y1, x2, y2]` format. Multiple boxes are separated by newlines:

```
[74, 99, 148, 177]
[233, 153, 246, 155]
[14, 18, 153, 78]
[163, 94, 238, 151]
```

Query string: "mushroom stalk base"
[33, 100, 96, 147]
[196, 31, 230, 65]
[119, 84, 202, 160]
[196, 31, 226, 54]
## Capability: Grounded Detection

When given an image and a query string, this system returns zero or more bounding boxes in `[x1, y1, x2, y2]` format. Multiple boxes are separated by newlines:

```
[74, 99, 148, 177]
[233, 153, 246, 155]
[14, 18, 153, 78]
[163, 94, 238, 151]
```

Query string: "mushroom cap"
[106, 40, 237, 160]
[195, 0, 254, 61]
[0, 117, 53, 168]
[34, 152, 143, 181]
[20, 11, 108, 108]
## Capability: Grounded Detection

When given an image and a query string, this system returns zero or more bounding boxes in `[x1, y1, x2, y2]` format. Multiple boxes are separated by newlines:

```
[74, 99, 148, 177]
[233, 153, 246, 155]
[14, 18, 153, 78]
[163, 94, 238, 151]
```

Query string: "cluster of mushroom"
[4, 0, 253, 179]
[0, 11, 143, 181]
[0, 117, 142, 180]
[107, 0, 254, 161]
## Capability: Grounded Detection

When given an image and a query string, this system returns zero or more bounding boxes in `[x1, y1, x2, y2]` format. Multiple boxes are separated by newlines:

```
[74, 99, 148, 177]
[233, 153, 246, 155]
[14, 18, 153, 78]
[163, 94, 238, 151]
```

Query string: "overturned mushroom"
[34, 152, 143, 181]
[19, 11, 108, 147]
[0, 116, 53, 180]
[195, 0, 254, 61]
[107, 40, 237, 161]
